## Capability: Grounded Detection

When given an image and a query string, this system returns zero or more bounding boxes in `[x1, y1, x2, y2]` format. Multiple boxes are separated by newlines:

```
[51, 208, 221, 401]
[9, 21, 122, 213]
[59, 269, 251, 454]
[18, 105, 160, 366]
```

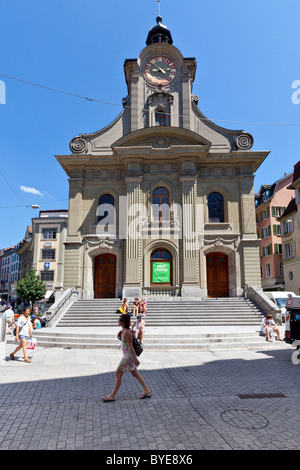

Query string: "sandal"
[10, 353, 15, 360]
[102, 396, 115, 403]
[139, 392, 151, 399]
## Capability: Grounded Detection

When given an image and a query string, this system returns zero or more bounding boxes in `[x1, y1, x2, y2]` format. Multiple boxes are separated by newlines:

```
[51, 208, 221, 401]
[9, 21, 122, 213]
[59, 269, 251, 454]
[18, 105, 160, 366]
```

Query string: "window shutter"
[260, 212, 263, 221]
[272, 206, 276, 216]
[273, 224, 277, 235]
[268, 225, 271, 236]
[266, 207, 270, 218]
[268, 244, 272, 255]
[274, 243, 279, 254]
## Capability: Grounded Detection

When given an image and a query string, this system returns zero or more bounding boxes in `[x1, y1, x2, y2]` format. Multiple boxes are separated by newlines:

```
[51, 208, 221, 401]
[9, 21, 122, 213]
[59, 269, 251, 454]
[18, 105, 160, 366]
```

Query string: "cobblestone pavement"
[0, 340, 299, 452]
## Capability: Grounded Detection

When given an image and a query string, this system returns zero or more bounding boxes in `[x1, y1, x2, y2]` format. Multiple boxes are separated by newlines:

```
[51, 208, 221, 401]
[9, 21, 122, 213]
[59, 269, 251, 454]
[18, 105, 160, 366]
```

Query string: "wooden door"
[206, 252, 229, 298]
[94, 254, 116, 298]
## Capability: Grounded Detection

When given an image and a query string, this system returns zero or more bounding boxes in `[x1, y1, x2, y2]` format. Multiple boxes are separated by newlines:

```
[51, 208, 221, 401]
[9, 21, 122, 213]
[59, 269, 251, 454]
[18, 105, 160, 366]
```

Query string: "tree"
[16, 269, 47, 306]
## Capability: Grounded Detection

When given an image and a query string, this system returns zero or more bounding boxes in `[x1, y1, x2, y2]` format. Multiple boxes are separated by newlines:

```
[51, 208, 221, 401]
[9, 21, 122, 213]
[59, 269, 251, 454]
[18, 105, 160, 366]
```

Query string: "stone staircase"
[6, 297, 288, 350]
[55, 297, 264, 328]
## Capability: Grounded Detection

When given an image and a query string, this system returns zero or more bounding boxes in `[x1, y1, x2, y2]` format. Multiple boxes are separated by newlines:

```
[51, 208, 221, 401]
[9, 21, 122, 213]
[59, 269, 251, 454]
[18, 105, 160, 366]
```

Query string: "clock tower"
[124, 16, 196, 131]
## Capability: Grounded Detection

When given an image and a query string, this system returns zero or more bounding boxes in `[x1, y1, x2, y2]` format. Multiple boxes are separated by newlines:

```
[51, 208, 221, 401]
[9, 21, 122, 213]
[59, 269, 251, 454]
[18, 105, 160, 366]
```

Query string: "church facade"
[56, 17, 269, 300]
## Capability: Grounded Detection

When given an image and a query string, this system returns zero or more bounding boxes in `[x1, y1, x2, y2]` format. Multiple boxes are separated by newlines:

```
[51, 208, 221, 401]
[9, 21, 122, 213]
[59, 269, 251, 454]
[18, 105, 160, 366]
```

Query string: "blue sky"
[1, 0, 300, 249]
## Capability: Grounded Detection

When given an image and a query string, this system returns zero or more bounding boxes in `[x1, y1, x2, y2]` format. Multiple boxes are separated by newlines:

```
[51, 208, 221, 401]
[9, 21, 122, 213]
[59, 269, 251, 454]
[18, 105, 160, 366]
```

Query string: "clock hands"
[151, 63, 171, 74]
[155, 64, 166, 74]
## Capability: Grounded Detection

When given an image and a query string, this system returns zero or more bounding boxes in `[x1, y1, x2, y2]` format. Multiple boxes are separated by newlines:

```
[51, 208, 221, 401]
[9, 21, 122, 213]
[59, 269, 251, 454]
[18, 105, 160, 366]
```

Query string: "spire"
[146, 15, 173, 46]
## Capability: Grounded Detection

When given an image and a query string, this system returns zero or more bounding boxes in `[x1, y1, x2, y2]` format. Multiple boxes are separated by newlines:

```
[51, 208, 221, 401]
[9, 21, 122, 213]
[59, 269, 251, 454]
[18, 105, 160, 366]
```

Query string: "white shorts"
[261, 326, 274, 335]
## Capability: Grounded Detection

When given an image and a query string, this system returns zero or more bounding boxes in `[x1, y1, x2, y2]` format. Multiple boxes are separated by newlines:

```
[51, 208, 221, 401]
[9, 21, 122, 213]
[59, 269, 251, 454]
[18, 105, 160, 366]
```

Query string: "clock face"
[144, 56, 177, 86]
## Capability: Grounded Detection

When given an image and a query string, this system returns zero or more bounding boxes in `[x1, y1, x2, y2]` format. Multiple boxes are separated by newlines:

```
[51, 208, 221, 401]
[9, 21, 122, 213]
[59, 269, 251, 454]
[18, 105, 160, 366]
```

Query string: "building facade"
[255, 172, 294, 291]
[0, 245, 21, 303]
[31, 210, 68, 296]
[278, 162, 300, 294]
[56, 17, 269, 300]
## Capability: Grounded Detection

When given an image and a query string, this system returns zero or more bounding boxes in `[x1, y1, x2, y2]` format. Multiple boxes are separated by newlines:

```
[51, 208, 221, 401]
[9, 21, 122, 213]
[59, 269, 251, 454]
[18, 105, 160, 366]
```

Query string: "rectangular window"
[274, 243, 282, 254]
[284, 219, 293, 234]
[266, 263, 272, 278]
[279, 261, 284, 277]
[155, 113, 166, 126]
[272, 206, 285, 218]
[285, 243, 294, 259]
[42, 229, 57, 239]
[262, 226, 271, 239]
[42, 249, 55, 260]
[40, 271, 54, 281]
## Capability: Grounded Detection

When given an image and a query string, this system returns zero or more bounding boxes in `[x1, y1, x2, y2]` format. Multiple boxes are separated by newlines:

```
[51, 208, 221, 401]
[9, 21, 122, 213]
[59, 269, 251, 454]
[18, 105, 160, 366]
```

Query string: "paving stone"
[1, 341, 300, 451]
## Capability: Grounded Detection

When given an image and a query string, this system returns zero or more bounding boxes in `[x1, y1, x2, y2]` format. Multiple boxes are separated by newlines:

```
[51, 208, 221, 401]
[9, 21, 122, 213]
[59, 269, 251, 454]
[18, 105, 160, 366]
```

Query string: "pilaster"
[122, 175, 142, 298]
[180, 174, 202, 297]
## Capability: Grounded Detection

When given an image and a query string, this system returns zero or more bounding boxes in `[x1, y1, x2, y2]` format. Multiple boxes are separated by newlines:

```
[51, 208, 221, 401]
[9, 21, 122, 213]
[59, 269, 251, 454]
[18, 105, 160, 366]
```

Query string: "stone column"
[180, 174, 202, 298]
[122, 176, 142, 298]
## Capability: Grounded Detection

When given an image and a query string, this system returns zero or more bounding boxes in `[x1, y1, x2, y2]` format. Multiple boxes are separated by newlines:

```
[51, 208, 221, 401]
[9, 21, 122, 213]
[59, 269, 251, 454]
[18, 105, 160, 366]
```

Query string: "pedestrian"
[10, 307, 33, 363]
[102, 313, 151, 402]
[2, 304, 15, 334]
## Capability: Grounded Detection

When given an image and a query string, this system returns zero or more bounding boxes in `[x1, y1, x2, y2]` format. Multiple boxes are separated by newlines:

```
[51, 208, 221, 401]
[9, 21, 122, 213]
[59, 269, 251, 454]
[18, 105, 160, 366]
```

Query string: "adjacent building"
[1, 210, 68, 305]
[255, 172, 295, 291]
[0, 245, 21, 303]
[56, 16, 269, 299]
[278, 161, 300, 294]
[31, 210, 68, 297]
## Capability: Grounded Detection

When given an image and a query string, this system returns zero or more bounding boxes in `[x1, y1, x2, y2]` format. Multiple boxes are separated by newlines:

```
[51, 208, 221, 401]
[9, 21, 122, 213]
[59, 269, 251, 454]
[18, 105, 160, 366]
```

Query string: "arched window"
[152, 187, 169, 221]
[97, 194, 115, 225]
[151, 248, 172, 285]
[155, 112, 166, 126]
[208, 192, 224, 223]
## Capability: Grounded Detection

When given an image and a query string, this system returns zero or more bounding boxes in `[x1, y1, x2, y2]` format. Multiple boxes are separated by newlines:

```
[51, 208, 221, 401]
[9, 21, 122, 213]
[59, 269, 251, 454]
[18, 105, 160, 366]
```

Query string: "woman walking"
[102, 314, 151, 402]
[10, 307, 33, 363]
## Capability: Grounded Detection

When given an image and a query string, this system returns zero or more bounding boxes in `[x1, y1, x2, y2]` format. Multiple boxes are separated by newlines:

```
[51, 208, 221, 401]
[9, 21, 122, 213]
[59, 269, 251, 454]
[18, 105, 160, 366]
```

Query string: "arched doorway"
[206, 252, 229, 297]
[150, 248, 172, 285]
[94, 254, 116, 298]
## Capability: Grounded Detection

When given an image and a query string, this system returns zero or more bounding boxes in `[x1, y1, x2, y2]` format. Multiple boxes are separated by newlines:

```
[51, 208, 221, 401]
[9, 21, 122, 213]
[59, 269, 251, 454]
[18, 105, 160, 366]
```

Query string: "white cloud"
[20, 185, 44, 196]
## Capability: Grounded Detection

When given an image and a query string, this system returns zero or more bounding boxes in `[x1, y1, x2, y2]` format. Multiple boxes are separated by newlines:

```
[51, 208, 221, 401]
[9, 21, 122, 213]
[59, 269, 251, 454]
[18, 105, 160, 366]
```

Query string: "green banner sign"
[152, 262, 171, 283]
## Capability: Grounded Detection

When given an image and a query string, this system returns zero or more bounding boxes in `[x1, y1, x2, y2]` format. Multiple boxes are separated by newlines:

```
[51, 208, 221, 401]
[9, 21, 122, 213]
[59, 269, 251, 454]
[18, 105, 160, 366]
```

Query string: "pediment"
[112, 126, 211, 150]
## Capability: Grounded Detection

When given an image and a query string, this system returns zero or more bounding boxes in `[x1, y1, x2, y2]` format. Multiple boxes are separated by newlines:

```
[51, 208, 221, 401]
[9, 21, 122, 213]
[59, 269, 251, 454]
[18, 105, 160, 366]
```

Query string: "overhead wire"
[1, 72, 300, 127]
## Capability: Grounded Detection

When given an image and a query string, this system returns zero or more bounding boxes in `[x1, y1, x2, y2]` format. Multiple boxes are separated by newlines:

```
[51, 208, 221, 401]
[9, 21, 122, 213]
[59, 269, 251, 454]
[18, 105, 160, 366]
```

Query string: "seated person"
[132, 298, 140, 317]
[132, 314, 145, 345]
[121, 298, 129, 314]
[139, 298, 147, 317]
[31, 315, 41, 330]
[260, 313, 283, 342]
